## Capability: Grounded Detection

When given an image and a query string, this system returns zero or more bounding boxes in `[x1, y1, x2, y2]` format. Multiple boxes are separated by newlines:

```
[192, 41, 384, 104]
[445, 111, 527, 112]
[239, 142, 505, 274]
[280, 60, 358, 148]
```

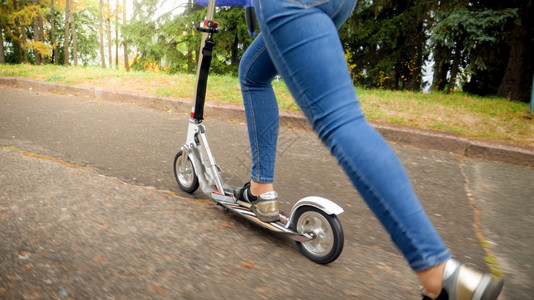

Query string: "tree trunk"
[32, 0, 42, 65]
[122, 0, 129, 71]
[447, 44, 462, 93]
[405, 24, 424, 91]
[497, 0, 534, 102]
[38, 1, 45, 63]
[64, 0, 70, 65]
[70, 6, 78, 66]
[50, 0, 58, 64]
[0, 25, 6, 64]
[115, 0, 118, 68]
[107, 0, 112, 68]
[99, 0, 106, 68]
[432, 45, 449, 92]
[230, 33, 239, 66]
[13, 0, 24, 63]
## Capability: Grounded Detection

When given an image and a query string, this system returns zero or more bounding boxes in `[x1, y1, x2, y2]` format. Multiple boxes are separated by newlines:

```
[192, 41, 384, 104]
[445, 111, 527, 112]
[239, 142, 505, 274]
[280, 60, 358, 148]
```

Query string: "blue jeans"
[239, 0, 451, 272]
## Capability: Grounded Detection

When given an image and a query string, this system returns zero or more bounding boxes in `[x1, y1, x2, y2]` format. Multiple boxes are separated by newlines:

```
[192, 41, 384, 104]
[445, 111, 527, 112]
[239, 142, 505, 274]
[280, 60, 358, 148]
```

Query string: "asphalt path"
[1, 85, 532, 299]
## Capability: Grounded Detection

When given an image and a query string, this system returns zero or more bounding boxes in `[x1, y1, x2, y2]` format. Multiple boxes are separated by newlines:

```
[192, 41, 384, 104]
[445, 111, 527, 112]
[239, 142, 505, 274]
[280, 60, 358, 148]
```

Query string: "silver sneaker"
[422, 259, 504, 300]
[234, 182, 279, 222]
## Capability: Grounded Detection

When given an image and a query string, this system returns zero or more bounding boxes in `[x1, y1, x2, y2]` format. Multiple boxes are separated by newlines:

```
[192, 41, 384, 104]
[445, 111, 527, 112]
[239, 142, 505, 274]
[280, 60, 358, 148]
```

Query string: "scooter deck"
[210, 192, 312, 242]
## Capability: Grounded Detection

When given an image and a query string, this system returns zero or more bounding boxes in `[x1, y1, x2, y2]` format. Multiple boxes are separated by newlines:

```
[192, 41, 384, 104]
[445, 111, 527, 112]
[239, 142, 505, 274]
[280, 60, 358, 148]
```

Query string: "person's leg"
[239, 34, 279, 186]
[248, 1, 503, 298]
[254, 0, 450, 273]
[252, 1, 504, 298]
[237, 33, 280, 221]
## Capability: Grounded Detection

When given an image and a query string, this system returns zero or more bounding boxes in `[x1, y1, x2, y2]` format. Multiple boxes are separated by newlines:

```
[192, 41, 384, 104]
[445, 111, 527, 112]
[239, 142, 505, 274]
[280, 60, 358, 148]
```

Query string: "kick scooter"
[173, 0, 344, 264]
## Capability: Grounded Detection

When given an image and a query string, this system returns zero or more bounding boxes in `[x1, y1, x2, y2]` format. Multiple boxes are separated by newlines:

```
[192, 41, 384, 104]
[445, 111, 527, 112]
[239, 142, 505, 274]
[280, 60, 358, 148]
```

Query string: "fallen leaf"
[378, 265, 393, 272]
[97, 221, 109, 228]
[150, 285, 169, 294]
[95, 256, 107, 264]
[18, 250, 31, 260]
[223, 221, 234, 228]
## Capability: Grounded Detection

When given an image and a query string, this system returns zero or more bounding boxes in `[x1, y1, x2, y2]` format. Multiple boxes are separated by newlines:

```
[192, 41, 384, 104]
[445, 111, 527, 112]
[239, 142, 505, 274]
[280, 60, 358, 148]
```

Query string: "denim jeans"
[238, 0, 451, 271]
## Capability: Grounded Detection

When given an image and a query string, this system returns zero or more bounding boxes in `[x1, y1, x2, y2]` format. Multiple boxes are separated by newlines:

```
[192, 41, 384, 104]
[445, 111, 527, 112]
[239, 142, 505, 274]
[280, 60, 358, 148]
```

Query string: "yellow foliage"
[344, 49, 359, 82]
[144, 61, 160, 73]
[31, 41, 52, 58]
[55, 0, 88, 12]
[378, 71, 390, 88]
[134, 57, 163, 73]
[8, 4, 48, 27]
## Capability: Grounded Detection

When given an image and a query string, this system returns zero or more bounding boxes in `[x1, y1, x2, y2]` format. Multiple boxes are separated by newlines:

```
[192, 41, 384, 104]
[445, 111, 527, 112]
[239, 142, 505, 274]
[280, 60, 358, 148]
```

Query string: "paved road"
[1, 85, 532, 299]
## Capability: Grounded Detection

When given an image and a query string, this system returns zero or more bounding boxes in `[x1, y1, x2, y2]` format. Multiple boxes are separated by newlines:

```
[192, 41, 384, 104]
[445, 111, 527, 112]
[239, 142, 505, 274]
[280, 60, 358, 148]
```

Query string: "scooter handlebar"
[194, 0, 256, 37]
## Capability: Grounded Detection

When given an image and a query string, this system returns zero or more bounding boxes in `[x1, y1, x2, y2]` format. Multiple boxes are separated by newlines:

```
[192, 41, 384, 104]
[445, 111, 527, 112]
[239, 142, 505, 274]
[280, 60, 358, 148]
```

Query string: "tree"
[0, 0, 95, 65]
[497, 0, 534, 102]
[340, 0, 431, 90]
[64, 0, 70, 65]
[0, 0, 528, 101]
[122, 0, 166, 71]
[0, 1, 7, 64]
[431, 44, 450, 91]
[431, 4, 518, 93]
[50, 0, 58, 64]
[8, 0, 34, 63]
[31, 0, 45, 64]
[121, 0, 253, 74]
[70, 0, 78, 65]
[179, 1, 205, 73]
[393, 0, 430, 91]
[68, 2, 99, 64]
[106, 0, 111, 67]
[115, 0, 118, 68]
[11, 0, 24, 63]
[99, 0, 106, 67]
[210, 6, 255, 75]
[0, 25, 5, 64]
[122, 0, 129, 71]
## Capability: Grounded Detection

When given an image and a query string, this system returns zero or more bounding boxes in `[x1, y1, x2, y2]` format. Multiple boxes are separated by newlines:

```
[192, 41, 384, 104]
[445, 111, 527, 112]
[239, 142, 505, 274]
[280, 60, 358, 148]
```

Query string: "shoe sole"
[481, 276, 504, 300]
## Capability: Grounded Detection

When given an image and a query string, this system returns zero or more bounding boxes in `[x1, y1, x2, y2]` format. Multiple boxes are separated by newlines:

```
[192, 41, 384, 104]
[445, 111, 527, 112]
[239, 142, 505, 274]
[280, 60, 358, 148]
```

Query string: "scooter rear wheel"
[173, 150, 199, 193]
[291, 206, 344, 264]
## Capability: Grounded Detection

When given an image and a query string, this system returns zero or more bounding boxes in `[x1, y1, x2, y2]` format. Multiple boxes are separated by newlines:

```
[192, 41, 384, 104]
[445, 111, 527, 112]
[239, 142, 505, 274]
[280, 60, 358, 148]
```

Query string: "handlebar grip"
[245, 6, 256, 37]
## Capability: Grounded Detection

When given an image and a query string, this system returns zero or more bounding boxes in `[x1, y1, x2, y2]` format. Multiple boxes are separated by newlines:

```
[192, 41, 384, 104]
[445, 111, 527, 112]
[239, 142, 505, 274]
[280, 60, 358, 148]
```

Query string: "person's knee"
[238, 59, 247, 85]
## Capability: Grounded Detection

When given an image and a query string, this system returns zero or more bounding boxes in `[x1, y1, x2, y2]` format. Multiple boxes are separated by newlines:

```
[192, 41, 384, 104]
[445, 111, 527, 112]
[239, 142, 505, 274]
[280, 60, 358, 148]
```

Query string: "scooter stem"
[192, 0, 218, 122]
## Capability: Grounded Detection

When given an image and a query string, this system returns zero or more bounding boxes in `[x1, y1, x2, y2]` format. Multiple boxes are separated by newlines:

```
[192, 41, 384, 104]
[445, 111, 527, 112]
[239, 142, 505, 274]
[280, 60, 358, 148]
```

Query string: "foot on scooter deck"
[210, 191, 313, 242]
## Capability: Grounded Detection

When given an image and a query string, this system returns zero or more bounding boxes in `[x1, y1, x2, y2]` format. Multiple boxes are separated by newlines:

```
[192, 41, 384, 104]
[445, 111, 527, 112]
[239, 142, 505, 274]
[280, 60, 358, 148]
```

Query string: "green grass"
[2, 63, 532, 146]
[484, 254, 503, 278]
[357, 89, 532, 144]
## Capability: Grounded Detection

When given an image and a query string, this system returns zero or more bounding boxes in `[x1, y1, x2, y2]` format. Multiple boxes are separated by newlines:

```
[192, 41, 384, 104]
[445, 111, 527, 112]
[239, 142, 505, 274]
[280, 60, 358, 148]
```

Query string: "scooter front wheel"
[291, 206, 344, 264]
[173, 150, 199, 193]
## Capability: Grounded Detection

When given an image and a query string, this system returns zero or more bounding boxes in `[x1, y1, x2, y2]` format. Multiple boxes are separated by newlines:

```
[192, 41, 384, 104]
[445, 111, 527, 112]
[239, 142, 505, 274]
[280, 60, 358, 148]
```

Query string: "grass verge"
[1, 64, 532, 146]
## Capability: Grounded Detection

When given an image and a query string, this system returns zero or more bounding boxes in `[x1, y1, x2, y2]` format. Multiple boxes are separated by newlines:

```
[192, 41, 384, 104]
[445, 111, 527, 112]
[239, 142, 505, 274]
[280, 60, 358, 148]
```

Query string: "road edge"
[2, 76, 533, 167]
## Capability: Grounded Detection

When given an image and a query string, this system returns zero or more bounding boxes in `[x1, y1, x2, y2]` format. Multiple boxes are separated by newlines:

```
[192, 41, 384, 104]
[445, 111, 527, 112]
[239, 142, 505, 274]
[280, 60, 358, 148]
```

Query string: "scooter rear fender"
[287, 196, 344, 228]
